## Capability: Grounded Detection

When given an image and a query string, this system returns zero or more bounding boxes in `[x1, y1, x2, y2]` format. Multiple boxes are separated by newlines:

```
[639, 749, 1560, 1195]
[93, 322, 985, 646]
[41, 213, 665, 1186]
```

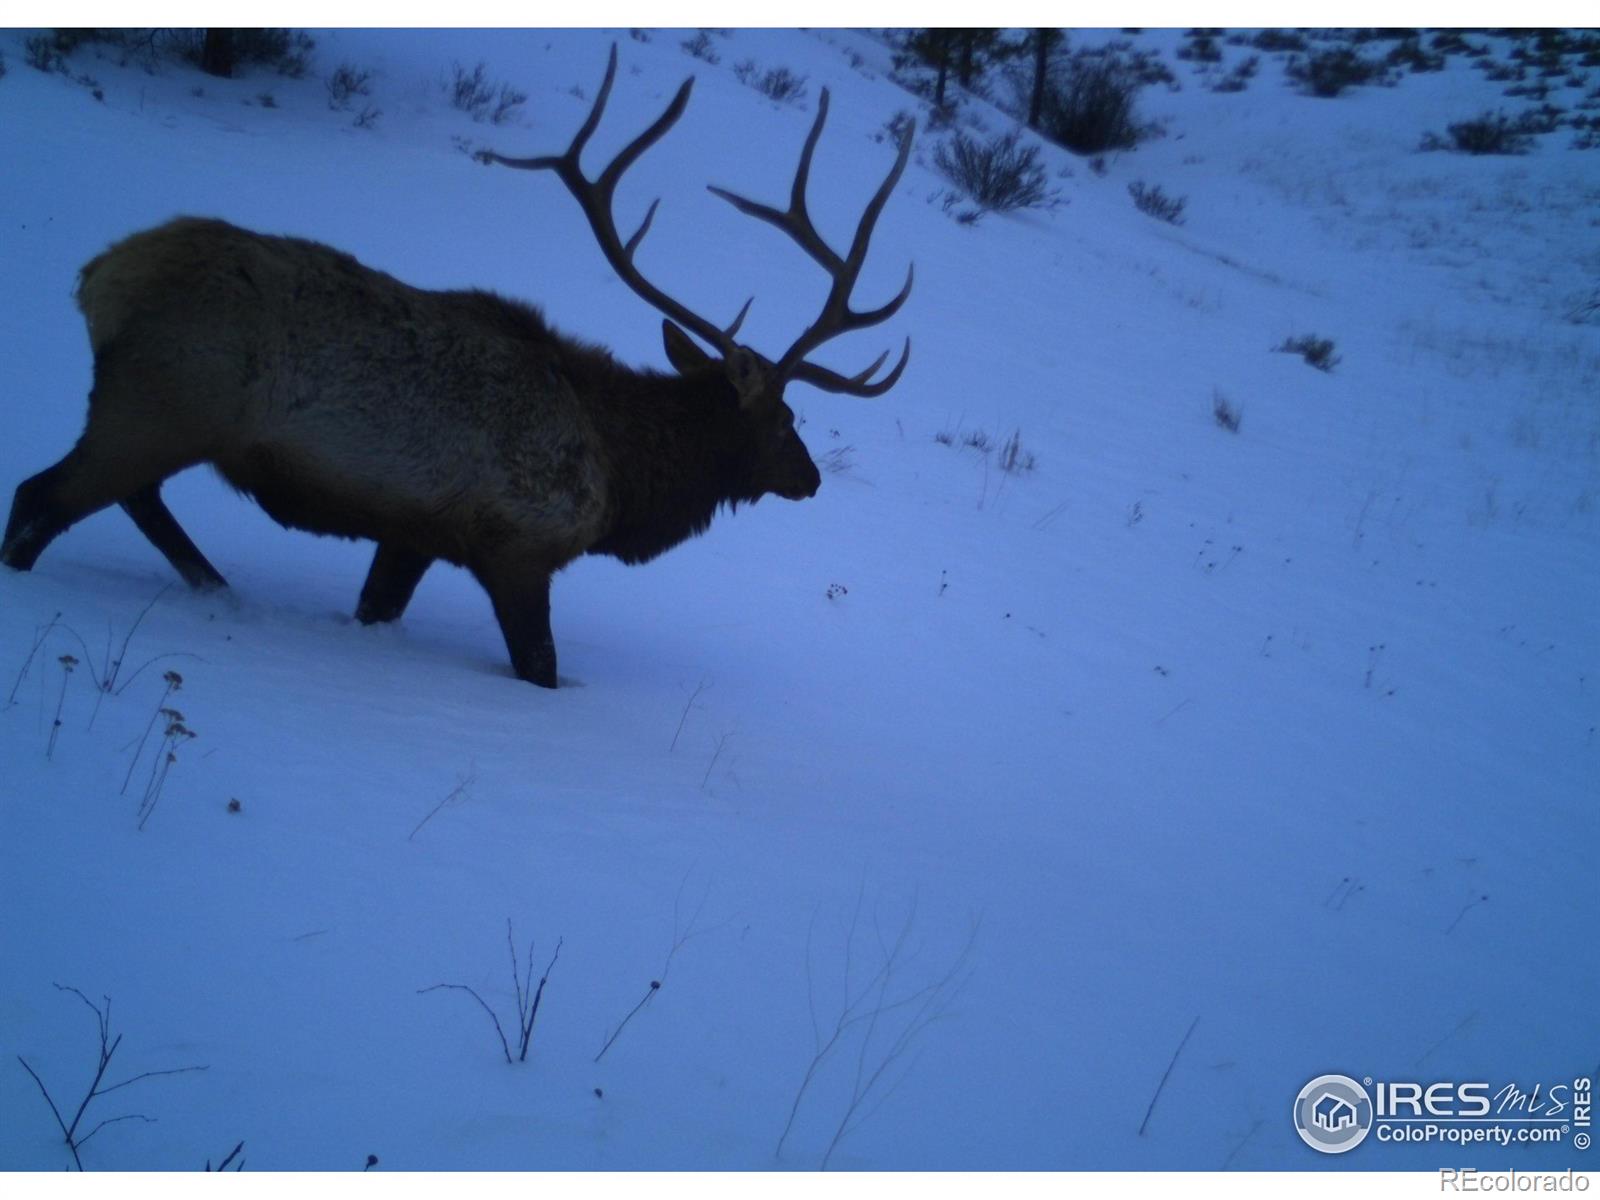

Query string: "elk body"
[0, 49, 913, 687]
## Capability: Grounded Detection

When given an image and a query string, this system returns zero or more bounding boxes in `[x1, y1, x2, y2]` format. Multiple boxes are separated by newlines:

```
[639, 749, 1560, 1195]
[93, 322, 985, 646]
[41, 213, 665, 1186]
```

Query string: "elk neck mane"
[524, 312, 765, 566]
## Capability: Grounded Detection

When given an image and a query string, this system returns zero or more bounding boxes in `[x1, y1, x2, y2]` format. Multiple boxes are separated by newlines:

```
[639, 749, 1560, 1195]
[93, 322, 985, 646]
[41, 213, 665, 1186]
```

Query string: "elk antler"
[475, 45, 748, 357]
[708, 88, 914, 397]
[478, 45, 914, 398]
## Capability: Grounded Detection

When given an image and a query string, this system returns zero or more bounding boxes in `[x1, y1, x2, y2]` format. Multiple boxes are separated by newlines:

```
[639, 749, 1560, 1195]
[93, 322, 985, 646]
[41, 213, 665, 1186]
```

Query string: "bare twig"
[7, 611, 62, 708]
[1138, 1015, 1200, 1136]
[777, 887, 977, 1166]
[1414, 1011, 1478, 1069]
[815, 899, 978, 1169]
[206, 1140, 246, 1171]
[409, 766, 475, 841]
[419, 919, 561, 1064]
[46, 655, 78, 760]
[121, 672, 183, 795]
[1445, 894, 1489, 934]
[87, 584, 171, 728]
[701, 729, 733, 789]
[16, 984, 207, 1169]
[593, 980, 660, 1063]
[1221, 1117, 1264, 1169]
[595, 875, 719, 1063]
[669, 678, 709, 752]
[416, 983, 514, 1064]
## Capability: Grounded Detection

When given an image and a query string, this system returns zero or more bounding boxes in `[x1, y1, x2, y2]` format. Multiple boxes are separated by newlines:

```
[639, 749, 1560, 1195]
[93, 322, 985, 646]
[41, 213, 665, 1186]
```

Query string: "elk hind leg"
[356, 543, 434, 625]
[3, 402, 211, 583]
[121, 484, 228, 590]
[3, 457, 84, 572]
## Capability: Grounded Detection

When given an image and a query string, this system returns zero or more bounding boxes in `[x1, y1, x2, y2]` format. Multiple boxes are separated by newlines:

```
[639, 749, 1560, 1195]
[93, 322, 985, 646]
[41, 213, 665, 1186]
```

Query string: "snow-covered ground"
[1, 27, 1595, 1172]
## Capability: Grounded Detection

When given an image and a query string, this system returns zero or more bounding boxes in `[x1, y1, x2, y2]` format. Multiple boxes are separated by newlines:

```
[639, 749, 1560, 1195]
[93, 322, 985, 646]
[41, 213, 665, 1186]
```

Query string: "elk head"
[477, 45, 915, 503]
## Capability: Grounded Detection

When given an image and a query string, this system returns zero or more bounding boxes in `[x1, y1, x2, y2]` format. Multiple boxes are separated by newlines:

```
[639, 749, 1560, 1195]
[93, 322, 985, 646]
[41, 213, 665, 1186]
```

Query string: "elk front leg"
[475, 558, 558, 688]
[356, 543, 433, 625]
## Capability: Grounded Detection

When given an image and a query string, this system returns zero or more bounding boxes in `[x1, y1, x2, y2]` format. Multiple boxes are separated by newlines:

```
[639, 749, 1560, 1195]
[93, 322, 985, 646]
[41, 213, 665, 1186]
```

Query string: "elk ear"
[662, 320, 713, 375]
[725, 347, 768, 409]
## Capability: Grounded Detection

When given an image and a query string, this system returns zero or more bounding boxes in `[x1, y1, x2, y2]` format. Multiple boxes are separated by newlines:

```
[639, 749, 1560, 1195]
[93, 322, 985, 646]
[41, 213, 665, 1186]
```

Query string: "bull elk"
[0, 47, 914, 687]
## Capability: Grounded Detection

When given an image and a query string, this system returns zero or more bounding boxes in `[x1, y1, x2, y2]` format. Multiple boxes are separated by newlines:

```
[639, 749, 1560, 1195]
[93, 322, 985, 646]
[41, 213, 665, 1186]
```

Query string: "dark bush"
[733, 60, 808, 105]
[1386, 37, 1445, 73]
[1212, 56, 1259, 93]
[681, 31, 720, 65]
[169, 29, 314, 78]
[933, 130, 1058, 214]
[1039, 54, 1145, 154]
[1276, 334, 1340, 372]
[1286, 48, 1391, 97]
[1252, 29, 1309, 53]
[450, 61, 526, 124]
[1177, 31, 1223, 64]
[1420, 111, 1538, 155]
[326, 63, 371, 110]
[1128, 181, 1186, 225]
[25, 34, 62, 72]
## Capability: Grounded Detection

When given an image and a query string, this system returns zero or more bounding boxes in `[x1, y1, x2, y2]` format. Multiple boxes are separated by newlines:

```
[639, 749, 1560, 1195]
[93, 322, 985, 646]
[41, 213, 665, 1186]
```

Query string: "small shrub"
[681, 31, 720, 65]
[256, 91, 277, 108]
[25, 34, 62, 72]
[1286, 48, 1391, 97]
[962, 429, 991, 452]
[353, 104, 382, 130]
[1212, 390, 1242, 433]
[733, 60, 808, 105]
[1039, 53, 1146, 154]
[450, 61, 526, 124]
[1128, 180, 1187, 224]
[1252, 29, 1308, 53]
[1386, 37, 1445, 73]
[933, 130, 1058, 215]
[326, 62, 371, 110]
[240, 29, 313, 77]
[997, 429, 1036, 473]
[0, 50, 7, 81]
[1421, 111, 1535, 155]
[1212, 56, 1259, 93]
[1276, 334, 1340, 372]
[1176, 32, 1223, 65]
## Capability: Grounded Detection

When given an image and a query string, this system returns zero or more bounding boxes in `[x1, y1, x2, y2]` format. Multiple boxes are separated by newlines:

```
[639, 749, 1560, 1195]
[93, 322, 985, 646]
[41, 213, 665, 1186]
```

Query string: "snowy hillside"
[0, 27, 1595, 1172]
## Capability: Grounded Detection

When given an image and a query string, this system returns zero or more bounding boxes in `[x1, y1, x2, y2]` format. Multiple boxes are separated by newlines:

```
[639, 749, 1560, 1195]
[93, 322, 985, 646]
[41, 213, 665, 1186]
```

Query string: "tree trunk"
[1028, 30, 1054, 129]
[200, 29, 236, 79]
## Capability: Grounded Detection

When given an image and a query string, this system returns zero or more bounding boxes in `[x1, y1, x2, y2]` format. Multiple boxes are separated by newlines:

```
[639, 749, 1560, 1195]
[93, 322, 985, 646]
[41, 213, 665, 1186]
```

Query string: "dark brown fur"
[1, 218, 821, 686]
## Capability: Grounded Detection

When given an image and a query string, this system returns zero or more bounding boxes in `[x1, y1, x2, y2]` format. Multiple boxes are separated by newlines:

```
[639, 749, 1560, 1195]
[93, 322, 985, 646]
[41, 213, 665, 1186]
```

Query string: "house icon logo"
[1294, 1074, 1373, 1153]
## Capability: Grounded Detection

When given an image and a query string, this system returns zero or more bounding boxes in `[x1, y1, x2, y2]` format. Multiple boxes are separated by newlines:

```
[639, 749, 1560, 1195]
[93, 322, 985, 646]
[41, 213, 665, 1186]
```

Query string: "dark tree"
[199, 29, 236, 78]
[1027, 29, 1065, 129]
[897, 29, 961, 106]
[954, 29, 1009, 89]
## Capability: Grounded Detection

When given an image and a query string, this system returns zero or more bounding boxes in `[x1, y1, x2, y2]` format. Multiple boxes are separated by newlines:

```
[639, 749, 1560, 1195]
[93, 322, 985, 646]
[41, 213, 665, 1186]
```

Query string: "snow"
[1, 27, 1595, 1172]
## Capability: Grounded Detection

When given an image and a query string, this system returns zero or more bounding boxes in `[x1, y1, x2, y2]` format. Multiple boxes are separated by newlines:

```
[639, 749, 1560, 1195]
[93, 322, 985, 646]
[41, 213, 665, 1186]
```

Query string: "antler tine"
[477, 45, 737, 357]
[707, 89, 843, 275]
[791, 336, 912, 397]
[708, 95, 915, 395]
